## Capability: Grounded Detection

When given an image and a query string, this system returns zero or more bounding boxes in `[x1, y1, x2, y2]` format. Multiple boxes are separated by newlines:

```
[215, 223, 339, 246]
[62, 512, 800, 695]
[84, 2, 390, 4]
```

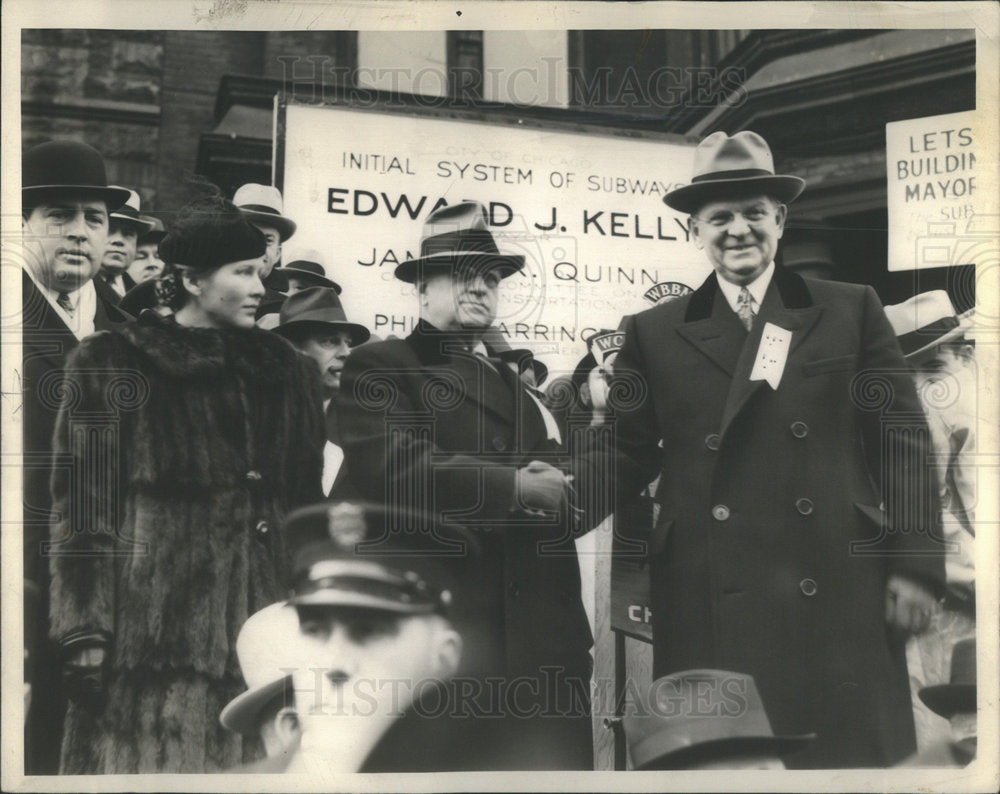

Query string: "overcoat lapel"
[675, 284, 747, 377]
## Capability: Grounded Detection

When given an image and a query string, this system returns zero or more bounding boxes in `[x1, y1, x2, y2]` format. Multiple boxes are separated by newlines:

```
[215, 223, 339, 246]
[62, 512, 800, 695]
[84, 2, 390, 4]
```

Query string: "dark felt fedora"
[22, 140, 131, 211]
[394, 201, 525, 283]
[919, 638, 976, 718]
[138, 215, 167, 245]
[273, 286, 370, 346]
[664, 131, 805, 214]
[233, 183, 297, 241]
[624, 670, 814, 770]
[108, 187, 155, 233]
[283, 501, 482, 616]
[279, 246, 342, 293]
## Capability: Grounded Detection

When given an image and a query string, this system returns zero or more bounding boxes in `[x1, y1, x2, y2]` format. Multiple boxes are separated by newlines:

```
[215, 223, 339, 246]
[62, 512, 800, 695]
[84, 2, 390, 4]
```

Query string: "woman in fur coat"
[48, 197, 325, 773]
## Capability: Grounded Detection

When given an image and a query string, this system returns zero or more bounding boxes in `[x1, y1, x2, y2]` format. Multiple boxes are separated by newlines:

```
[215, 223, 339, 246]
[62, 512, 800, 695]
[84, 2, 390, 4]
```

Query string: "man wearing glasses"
[576, 131, 944, 768]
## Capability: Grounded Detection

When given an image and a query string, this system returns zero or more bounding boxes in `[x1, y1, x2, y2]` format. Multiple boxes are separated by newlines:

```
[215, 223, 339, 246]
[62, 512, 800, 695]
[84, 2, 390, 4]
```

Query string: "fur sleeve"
[286, 348, 326, 509]
[48, 331, 132, 643]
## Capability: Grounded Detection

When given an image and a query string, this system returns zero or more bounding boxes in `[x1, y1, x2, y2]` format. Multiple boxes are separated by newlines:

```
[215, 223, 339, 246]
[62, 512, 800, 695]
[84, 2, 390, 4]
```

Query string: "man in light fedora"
[624, 670, 814, 770]
[574, 130, 943, 767]
[20, 138, 134, 773]
[885, 291, 977, 753]
[98, 187, 155, 298]
[337, 201, 594, 769]
[233, 183, 297, 321]
[274, 287, 370, 498]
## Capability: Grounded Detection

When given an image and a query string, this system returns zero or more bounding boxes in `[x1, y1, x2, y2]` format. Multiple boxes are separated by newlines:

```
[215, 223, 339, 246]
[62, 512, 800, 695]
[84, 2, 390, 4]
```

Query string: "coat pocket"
[802, 353, 858, 377]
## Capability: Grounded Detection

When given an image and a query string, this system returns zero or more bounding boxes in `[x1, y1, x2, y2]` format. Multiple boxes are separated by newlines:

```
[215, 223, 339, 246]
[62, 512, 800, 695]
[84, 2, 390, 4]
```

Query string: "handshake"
[512, 460, 576, 516]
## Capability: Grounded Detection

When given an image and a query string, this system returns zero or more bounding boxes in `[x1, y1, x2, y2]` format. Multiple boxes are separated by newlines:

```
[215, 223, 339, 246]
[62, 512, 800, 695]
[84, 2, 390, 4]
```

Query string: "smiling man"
[575, 131, 945, 768]
[20, 139, 132, 773]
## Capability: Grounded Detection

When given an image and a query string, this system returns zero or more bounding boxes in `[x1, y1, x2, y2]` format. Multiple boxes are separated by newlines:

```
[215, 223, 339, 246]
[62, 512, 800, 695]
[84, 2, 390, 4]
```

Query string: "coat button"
[795, 498, 814, 515]
[492, 436, 508, 451]
[255, 520, 270, 535]
[790, 421, 808, 438]
[704, 434, 721, 451]
[507, 581, 519, 598]
[246, 470, 262, 482]
[799, 578, 818, 597]
[712, 505, 730, 521]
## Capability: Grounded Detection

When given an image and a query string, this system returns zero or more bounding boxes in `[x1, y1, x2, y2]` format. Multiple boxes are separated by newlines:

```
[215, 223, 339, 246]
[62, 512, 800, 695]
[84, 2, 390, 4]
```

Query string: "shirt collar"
[23, 266, 98, 340]
[715, 261, 775, 315]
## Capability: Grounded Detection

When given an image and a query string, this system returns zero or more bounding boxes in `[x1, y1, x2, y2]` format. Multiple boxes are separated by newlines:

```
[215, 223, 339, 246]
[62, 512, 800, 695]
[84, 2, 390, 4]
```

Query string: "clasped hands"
[513, 460, 574, 516]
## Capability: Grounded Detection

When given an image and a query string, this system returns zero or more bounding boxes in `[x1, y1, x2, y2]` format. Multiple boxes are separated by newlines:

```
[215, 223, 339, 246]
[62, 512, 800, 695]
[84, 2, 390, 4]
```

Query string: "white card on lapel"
[750, 322, 792, 389]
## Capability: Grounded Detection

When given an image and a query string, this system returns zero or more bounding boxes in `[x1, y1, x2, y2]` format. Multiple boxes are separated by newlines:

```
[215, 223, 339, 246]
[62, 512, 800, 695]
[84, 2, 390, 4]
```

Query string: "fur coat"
[48, 312, 325, 773]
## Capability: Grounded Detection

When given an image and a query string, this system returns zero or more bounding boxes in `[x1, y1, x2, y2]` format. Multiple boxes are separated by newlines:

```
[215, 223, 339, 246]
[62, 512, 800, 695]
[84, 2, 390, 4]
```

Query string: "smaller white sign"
[750, 322, 792, 390]
[886, 110, 988, 272]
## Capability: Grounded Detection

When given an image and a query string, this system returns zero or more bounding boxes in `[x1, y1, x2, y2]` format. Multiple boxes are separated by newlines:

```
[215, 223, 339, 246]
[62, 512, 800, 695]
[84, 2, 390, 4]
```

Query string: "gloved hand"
[60, 629, 111, 711]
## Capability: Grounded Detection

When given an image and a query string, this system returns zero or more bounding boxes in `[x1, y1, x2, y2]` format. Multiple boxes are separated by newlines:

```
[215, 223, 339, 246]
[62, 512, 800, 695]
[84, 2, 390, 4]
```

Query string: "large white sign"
[886, 110, 992, 272]
[280, 101, 709, 376]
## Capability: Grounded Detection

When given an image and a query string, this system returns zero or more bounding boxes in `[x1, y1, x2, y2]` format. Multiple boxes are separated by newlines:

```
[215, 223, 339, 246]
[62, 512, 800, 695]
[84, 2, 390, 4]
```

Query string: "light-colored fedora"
[233, 183, 297, 241]
[108, 187, 155, 233]
[884, 290, 974, 359]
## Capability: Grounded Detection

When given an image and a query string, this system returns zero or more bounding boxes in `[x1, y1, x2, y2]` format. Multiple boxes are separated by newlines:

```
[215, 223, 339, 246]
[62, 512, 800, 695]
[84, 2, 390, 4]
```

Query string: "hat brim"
[110, 213, 156, 234]
[220, 675, 293, 735]
[918, 683, 976, 718]
[394, 253, 525, 284]
[280, 268, 343, 294]
[903, 316, 974, 360]
[138, 230, 167, 245]
[274, 317, 371, 346]
[23, 184, 132, 213]
[239, 210, 297, 242]
[634, 733, 816, 770]
[663, 175, 806, 214]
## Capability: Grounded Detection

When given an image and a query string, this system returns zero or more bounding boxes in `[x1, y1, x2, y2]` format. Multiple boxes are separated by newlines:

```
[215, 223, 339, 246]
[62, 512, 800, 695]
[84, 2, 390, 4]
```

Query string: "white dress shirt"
[715, 261, 775, 319]
[24, 266, 98, 340]
[321, 398, 345, 496]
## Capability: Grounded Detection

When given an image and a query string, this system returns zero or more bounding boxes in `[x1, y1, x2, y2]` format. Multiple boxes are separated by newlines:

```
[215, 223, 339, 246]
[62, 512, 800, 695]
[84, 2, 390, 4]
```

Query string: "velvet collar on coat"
[684, 263, 813, 323]
[406, 318, 499, 364]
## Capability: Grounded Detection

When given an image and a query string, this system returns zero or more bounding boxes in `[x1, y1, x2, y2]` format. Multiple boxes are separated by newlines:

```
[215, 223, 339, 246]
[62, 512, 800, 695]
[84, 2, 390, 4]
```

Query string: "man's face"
[294, 328, 353, 398]
[100, 218, 139, 277]
[419, 267, 500, 332]
[22, 198, 109, 291]
[690, 195, 786, 286]
[295, 606, 458, 717]
[127, 242, 164, 283]
[911, 345, 975, 403]
[254, 223, 282, 278]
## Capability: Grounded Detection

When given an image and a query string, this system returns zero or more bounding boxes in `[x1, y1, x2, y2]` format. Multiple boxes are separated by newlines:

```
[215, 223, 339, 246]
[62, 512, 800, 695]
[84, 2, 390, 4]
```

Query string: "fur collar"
[120, 311, 300, 383]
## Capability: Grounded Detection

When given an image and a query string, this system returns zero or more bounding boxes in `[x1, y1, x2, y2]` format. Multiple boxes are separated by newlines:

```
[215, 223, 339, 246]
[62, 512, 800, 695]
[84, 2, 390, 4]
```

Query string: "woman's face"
[186, 257, 267, 329]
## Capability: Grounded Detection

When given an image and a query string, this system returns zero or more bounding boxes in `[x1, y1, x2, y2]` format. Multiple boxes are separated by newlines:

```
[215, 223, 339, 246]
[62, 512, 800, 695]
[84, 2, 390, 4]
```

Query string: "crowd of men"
[20, 130, 979, 775]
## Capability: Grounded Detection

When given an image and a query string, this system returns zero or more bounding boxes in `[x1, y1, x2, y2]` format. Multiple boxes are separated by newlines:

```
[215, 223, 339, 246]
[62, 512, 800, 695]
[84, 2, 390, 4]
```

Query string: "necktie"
[56, 291, 75, 317]
[736, 286, 754, 331]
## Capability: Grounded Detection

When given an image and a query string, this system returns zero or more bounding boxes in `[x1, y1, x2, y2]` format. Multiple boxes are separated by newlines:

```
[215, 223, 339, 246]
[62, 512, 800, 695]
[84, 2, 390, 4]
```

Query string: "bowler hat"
[273, 287, 370, 346]
[279, 246, 342, 293]
[108, 187, 155, 234]
[624, 670, 814, 770]
[284, 501, 482, 616]
[919, 638, 976, 718]
[22, 140, 131, 211]
[663, 131, 805, 214]
[137, 215, 167, 245]
[233, 183, 297, 241]
[883, 291, 974, 359]
[395, 201, 525, 283]
[220, 602, 309, 735]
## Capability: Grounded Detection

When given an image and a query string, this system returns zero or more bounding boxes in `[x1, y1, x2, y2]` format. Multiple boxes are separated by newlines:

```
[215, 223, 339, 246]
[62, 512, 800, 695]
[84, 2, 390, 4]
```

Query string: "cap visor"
[289, 589, 436, 614]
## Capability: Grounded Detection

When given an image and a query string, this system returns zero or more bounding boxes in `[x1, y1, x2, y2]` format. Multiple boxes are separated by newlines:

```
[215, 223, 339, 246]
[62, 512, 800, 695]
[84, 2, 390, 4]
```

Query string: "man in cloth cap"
[97, 187, 155, 298]
[126, 214, 166, 285]
[574, 130, 944, 767]
[20, 139, 133, 773]
[624, 670, 815, 770]
[254, 501, 526, 773]
[274, 287, 370, 498]
[885, 291, 977, 752]
[337, 201, 594, 769]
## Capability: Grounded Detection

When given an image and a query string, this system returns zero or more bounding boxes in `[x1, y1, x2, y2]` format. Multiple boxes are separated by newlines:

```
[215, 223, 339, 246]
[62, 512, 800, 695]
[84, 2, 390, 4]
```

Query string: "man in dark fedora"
[279, 246, 343, 295]
[337, 201, 594, 769]
[575, 130, 944, 767]
[126, 214, 166, 285]
[97, 187, 155, 298]
[274, 287, 370, 498]
[624, 670, 815, 770]
[20, 138, 133, 773]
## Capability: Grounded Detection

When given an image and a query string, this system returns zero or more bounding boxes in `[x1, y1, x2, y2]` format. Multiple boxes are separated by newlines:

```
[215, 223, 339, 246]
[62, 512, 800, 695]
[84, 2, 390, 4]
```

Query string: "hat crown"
[278, 286, 348, 325]
[23, 139, 111, 191]
[422, 201, 489, 238]
[108, 187, 142, 214]
[884, 290, 958, 337]
[284, 247, 326, 273]
[692, 131, 776, 181]
[949, 638, 976, 687]
[233, 182, 285, 215]
[234, 602, 308, 690]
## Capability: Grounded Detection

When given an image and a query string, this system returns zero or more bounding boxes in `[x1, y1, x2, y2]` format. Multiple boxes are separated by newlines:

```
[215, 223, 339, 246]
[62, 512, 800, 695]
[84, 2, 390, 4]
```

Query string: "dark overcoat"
[579, 266, 945, 768]
[48, 311, 325, 773]
[336, 320, 594, 768]
[21, 271, 130, 773]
